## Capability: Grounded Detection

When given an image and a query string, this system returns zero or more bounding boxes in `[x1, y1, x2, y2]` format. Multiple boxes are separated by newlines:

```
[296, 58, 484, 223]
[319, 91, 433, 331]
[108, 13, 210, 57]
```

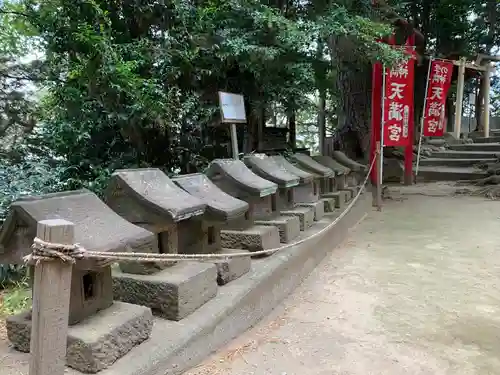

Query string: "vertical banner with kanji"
[422, 60, 453, 136]
[382, 46, 415, 147]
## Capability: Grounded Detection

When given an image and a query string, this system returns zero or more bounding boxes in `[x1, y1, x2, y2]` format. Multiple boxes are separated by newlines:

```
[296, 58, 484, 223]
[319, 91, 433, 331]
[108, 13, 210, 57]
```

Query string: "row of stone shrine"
[0, 152, 366, 374]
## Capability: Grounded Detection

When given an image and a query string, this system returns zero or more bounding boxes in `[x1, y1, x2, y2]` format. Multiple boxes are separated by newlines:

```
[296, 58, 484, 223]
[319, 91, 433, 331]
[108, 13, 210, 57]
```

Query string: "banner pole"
[415, 57, 433, 176]
[379, 65, 386, 189]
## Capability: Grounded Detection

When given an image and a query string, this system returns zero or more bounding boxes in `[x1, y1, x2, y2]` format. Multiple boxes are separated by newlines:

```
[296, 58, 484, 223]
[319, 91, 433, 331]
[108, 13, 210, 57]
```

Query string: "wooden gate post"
[29, 219, 75, 375]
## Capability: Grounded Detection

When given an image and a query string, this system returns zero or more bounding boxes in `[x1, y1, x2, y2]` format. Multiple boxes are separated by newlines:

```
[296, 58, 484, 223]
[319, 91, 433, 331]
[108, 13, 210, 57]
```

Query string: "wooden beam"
[29, 219, 74, 375]
[483, 65, 491, 137]
[454, 58, 466, 139]
[452, 60, 487, 72]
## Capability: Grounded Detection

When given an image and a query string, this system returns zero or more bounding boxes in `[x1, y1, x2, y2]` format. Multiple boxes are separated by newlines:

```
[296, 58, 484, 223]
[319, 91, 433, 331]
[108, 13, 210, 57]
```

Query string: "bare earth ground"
[185, 184, 500, 375]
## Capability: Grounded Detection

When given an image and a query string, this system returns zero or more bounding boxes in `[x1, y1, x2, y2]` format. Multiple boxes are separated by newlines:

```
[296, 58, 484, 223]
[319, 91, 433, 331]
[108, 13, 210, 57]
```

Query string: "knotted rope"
[24, 238, 86, 265]
[24, 155, 377, 265]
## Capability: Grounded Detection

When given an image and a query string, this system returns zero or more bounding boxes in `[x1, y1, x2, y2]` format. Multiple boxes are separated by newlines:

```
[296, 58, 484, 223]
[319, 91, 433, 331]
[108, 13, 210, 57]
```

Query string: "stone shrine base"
[323, 191, 349, 209]
[221, 225, 280, 252]
[320, 197, 337, 212]
[112, 262, 217, 321]
[6, 302, 153, 373]
[297, 200, 325, 221]
[255, 215, 301, 243]
[210, 249, 252, 285]
[280, 206, 315, 231]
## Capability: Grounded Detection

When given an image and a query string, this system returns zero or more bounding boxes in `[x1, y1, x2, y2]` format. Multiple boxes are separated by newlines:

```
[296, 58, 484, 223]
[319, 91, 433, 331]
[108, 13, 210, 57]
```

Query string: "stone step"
[448, 143, 500, 152]
[431, 150, 499, 159]
[416, 166, 487, 182]
[472, 136, 500, 143]
[419, 158, 496, 167]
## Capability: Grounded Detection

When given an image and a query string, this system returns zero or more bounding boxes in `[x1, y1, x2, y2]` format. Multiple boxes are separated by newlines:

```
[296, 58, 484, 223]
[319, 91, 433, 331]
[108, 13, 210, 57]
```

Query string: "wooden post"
[372, 141, 382, 210]
[29, 219, 74, 375]
[454, 58, 466, 139]
[483, 65, 491, 138]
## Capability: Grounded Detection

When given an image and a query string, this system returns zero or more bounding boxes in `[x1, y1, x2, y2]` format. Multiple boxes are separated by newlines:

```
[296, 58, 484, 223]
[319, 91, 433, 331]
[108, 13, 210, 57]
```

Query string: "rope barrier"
[24, 155, 377, 265]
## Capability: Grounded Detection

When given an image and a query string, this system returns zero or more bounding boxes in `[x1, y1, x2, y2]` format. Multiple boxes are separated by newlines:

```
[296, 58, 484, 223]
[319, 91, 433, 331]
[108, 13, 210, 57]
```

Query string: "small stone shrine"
[313, 155, 359, 201]
[289, 153, 339, 212]
[243, 154, 314, 230]
[105, 168, 218, 321]
[0, 190, 155, 374]
[172, 173, 251, 285]
[269, 155, 324, 221]
[206, 159, 300, 244]
[331, 150, 367, 185]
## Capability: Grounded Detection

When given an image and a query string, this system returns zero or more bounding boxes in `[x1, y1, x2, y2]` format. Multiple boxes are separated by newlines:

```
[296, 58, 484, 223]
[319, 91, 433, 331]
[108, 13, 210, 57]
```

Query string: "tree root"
[455, 175, 500, 199]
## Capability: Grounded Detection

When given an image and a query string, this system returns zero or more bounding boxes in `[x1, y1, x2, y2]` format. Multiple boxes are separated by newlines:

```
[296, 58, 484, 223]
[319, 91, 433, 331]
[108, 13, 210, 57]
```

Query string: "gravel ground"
[185, 186, 500, 375]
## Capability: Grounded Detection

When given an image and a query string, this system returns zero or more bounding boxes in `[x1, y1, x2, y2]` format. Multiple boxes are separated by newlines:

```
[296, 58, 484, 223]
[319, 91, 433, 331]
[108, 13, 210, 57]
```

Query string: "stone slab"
[416, 166, 487, 182]
[431, 150, 499, 159]
[112, 262, 218, 321]
[6, 302, 153, 373]
[297, 201, 325, 221]
[280, 206, 314, 231]
[221, 225, 280, 252]
[448, 143, 500, 152]
[418, 158, 495, 168]
[0, 194, 371, 375]
[211, 249, 252, 285]
[255, 215, 301, 243]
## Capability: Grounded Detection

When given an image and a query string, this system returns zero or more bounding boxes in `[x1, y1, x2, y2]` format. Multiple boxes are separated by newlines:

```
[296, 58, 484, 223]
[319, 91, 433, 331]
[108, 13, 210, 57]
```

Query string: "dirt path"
[185, 190, 500, 375]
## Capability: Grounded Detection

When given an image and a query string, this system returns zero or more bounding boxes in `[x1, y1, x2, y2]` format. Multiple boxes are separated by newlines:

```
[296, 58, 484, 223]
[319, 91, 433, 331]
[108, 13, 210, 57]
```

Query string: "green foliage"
[0, 276, 31, 316]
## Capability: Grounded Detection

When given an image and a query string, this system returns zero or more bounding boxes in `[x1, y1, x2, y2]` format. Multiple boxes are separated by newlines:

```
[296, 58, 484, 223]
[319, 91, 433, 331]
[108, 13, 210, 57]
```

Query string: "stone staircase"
[417, 130, 500, 182]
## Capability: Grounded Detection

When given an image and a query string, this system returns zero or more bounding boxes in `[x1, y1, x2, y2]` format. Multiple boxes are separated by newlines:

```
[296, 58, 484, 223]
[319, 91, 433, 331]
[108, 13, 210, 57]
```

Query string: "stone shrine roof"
[172, 173, 249, 222]
[206, 159, 277, 197]
[312, 155, 351, 175]
[107, 168, 206, 222]
[291, 153, 334, 177]
[243, 154, 300, 188]
[0, 189, 155, 265]
[331, 151, 367, 172]
[269, 155, 314, 184]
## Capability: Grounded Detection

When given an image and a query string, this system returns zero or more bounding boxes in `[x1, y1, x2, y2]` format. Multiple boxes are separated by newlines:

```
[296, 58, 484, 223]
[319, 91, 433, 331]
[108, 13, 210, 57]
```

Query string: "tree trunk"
[328, 36, 371, 159]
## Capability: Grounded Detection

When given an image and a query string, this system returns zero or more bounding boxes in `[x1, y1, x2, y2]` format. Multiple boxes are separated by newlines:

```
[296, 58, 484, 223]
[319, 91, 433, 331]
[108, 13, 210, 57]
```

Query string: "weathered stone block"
[113, 262, 217, 321]
[211, 249, 251, 285]
[297, 200, 325, 221]
[339, 188, 353, 201]
[6, 302, 153, 373]
[320, 197, 336, 213]
[342, 186, 359, 200]
[221, 225, 280, 252]
[255, 215, 301, 243]
[280, 206, 314, 231]
[323, 191, 348, 209]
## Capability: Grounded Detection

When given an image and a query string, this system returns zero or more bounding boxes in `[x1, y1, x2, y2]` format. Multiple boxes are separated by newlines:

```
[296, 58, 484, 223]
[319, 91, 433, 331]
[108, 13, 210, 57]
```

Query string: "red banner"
[382, 46, 415, 147]
[422, 60, 453, 137]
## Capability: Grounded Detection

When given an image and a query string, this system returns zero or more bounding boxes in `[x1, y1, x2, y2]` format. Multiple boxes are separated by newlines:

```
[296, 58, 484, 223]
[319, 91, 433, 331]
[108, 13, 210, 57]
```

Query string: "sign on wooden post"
[218, 91, 247, 160]
[29, 219, 75, 375]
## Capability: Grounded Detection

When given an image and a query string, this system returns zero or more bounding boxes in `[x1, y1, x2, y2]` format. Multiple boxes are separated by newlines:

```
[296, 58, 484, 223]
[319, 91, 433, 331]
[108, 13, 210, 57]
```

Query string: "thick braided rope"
[24, 238, 86, 265]
[25, 155, 376, 264]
